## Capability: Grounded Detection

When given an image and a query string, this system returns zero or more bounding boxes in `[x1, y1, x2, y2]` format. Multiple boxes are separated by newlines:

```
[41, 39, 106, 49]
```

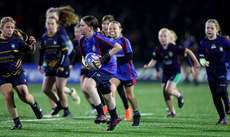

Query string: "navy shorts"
[90, 70, 113, 94]
[162, 73, 181, 84]
[45, 66, 70, 78]
[120, 78, 136, 87]
[80, 68, 91, 78]
[0, 72, 27, 87]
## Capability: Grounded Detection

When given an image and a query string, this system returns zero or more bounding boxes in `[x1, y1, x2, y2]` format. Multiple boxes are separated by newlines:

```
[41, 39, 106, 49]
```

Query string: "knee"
[165, 87, 172, 94]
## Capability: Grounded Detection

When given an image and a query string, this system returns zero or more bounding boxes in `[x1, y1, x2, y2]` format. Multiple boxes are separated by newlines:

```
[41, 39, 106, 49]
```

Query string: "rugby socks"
[91, 104, 96, 109]
[95, 104, 104, 116]
[117, 83, 129, 110]
[64, 107, 70, 113]
[108, 108, 118, 120]
[133, 109, 140, 115]
[56, 101, 63, 109]
[13, 117, 21, 125]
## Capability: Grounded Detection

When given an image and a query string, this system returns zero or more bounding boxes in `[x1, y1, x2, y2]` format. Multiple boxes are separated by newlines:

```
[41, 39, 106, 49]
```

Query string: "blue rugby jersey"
[199, 35, 230, 66]
[79, 32, 117, 74]
[152, 43, 185, 74]
[39, 31, 70, 70]
[0, 36, 30, 77]
[113, 36, 138, 80]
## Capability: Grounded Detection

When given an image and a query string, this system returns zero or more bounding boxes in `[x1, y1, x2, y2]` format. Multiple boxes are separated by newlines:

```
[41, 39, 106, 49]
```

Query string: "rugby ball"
[85, 53, 101, 70]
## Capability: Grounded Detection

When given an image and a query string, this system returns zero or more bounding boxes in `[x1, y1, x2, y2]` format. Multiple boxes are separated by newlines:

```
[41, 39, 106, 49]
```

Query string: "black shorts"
[45, 66, 70, 78]
[90, 70, 114, 94]
[0, 72, 27, 87]
[80, 68, 91, 78]
[120, 78, 136, 87]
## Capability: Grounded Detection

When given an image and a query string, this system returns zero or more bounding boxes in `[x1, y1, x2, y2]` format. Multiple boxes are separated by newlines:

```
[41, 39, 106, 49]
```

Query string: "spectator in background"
[183, 31, 200, 85]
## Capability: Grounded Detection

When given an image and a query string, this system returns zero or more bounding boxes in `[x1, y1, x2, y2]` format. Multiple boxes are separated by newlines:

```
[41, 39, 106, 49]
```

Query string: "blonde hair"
[170, 29, 177, 44]
[205, 19, 221, 35]
[109, 21, 123, 36]
[158, 28, 171, 38]
[0, 16, 28, 41]
[46, 5, 79, 26]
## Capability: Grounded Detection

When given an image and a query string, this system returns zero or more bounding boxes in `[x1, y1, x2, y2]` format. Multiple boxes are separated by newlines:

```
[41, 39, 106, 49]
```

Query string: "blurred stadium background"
[0, 0, 229, 83]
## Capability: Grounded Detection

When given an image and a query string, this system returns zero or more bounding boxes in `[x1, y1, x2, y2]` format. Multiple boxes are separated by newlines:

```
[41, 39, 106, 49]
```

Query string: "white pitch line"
[1, 113, 153, 123]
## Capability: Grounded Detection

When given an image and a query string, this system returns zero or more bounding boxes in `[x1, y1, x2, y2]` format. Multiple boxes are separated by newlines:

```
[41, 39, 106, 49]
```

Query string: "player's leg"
[55, 76, 72, 118]
[110, 77, 121, 104]
[85, 77, 107, 123]
[216, 75, 230, 115]
[162, 83, 176, 118]
[117, 83, 131, 120]
[15, 84, 43, 119]
[42, 76, 58, 102]
[124, 82, 140, 126]
[208, 79, 227, 124]
[101, 85, 121, 131]
[81, 75, 97, 114]
[64, 87, 81, 104]
[165, 73, 184, 108]
[43, 83, 59, 117]
[1, 83, 22, 130]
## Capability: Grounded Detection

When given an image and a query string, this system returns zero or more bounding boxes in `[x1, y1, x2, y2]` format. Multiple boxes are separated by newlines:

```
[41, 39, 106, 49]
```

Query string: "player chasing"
[0, 16, 43, 130]
[199, 19, 230, 124]
[144, 28, 200, 118]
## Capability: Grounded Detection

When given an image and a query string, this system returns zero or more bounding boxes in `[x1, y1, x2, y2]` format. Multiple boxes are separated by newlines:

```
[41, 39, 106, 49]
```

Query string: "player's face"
[102, 20, 110, 33]
[205, 22, 217, 39]
[46, 18, 58, 34]
[1, 22, 15, 38]
[158, 31, 169, 46]
[79, 20, 90, 36]
[108, 23, 121, 39]
[74, 27, 82, 40]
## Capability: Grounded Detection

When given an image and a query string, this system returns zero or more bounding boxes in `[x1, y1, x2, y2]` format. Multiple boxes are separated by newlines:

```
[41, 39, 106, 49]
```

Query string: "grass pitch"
[0, 82, 230, 137]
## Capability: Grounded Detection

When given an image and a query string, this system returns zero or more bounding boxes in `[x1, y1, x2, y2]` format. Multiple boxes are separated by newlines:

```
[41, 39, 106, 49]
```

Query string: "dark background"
[0, 0, 229, 63]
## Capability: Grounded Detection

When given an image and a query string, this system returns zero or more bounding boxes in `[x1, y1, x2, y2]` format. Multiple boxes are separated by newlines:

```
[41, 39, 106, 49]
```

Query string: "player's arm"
[185, 48, 200, 68]
[144, 59, 157, 70]
[99, 42, 122, 64]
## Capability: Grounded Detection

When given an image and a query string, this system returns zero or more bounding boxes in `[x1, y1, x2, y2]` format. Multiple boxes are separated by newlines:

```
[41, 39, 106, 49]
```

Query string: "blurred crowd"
[0, 0, 229, 63]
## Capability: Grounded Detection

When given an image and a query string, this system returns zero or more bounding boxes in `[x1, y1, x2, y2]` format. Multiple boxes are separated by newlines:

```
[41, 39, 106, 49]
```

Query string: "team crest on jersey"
[219, 46, 223, 52]
[168, 51, 173, 57]
[11, 43, 15, 49]
[92, 45, 96, 52]
[211, 44, 216, 49]
[53, 41, 57, 45]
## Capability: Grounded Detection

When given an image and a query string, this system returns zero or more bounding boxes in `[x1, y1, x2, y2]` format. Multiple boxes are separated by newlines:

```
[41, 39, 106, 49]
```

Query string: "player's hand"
[38, 66, 44, 74]
[94, 57, 102, 68]
[156, 72, 161, 79]
[144, 64, 149, 70]
[29, 36, 36, 45]
[69, 65, 74, 71]
[56, 67, 64, 73]
[204, 61, 210, 67]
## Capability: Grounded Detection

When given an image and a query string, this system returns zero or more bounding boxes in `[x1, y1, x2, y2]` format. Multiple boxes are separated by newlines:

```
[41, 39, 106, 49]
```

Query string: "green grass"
[1, 82, 230, 137]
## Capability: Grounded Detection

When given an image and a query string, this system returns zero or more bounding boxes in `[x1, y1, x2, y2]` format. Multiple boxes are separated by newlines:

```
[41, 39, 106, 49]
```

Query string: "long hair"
[0, 16, 28, 41]
[46, 5, 79, 26]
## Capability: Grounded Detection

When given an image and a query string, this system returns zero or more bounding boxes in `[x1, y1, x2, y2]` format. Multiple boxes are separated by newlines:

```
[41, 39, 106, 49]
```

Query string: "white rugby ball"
[85, 53, 101, 70]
